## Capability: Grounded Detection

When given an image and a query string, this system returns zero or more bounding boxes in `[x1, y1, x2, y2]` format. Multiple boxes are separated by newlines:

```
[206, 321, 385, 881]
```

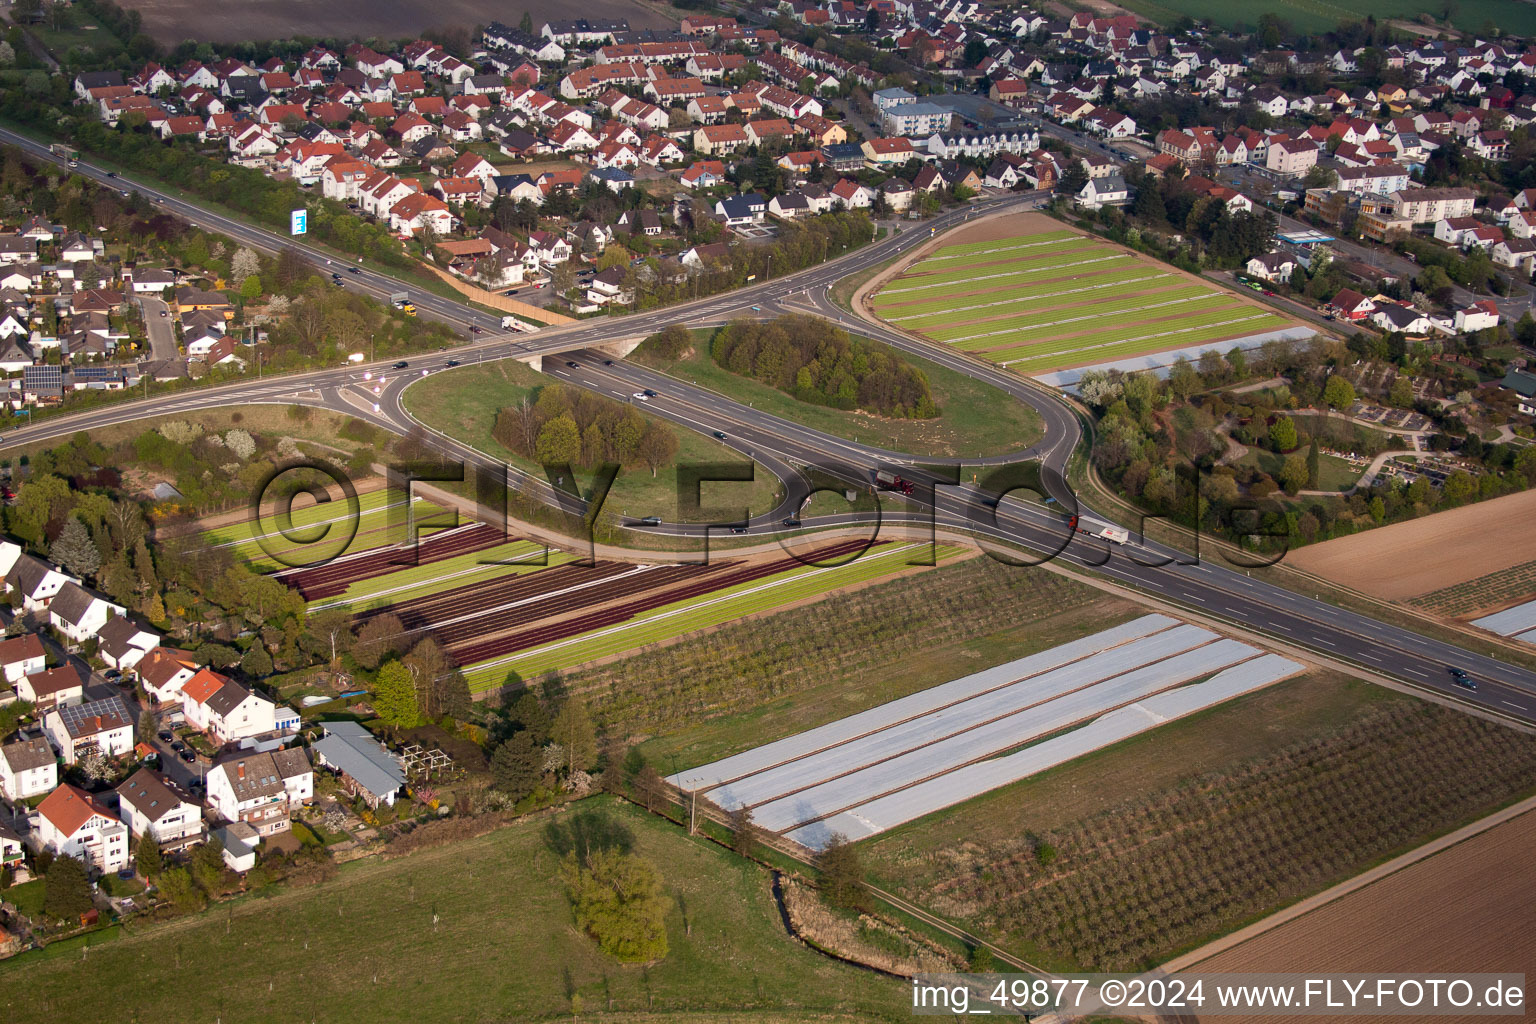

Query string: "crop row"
[319, 539, 568, 612]
[1410, 559, 1536, 618]
[885, 269, 1175, 324]
[912, 697, 1536, 971]
[450, 538, 885, 686]
[931, 287, 1225, 346]
[993, 311, 1286, 371]
[922, 231, 1080, 260]
[279, 523, 507, 601]
[473, 542, 964, 688]
[878, 246, 1115, 295]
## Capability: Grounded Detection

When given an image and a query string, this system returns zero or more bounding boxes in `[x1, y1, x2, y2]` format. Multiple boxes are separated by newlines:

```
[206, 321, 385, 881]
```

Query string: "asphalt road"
[135, 293, 179, 364]
[7, 129, 1536, 726]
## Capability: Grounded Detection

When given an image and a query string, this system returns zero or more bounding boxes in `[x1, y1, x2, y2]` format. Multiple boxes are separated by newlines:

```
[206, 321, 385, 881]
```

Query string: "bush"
[562, 849, 670, 963]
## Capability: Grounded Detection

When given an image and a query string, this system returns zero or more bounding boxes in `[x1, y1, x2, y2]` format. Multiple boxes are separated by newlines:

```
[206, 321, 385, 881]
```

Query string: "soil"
[1190, 809, 1536, 1023]
[1281, 488, 1536, 601]
[119, 0, 675, 44]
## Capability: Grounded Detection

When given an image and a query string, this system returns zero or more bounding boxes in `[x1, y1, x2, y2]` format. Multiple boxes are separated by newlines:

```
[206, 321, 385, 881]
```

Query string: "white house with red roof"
[36, 784, 130, 873]
[389, 193, 456, 238]
[180, 668, 277, 744]
[135, 646, 200, 704]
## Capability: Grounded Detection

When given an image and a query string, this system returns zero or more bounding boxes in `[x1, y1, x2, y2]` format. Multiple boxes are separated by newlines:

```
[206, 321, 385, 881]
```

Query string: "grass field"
[871, 225, 1295, 375]
[401, 360, 782, 525]
[634, 330, 1045, 459]
[1111, 0, 1536, 37]
[464, 542, 968, 691]
[861, 673, 1536, 971]
[0, 798, 910, 1023]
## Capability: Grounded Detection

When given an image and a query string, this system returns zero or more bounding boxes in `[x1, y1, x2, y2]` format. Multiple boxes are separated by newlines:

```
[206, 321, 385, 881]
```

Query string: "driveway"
[136, 294, 180, 363]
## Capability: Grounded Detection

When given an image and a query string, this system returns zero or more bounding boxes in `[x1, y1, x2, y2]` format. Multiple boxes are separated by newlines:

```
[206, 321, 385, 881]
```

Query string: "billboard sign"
[290, 209, 307, 235]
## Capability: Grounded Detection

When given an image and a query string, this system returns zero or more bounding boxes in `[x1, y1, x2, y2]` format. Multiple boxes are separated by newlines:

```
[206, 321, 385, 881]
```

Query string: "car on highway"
[632, 392, 650, 401]
[445, 359, 460, 367]
[105, 171, 116, 178]
[636, 515, 662, 526]
[565, 360, 578, 368]
[349, 266, 361, 274]
[642, 389, 657, 397]
[470, 325, 482, 333]
[782, 517, 801, 527]
[730, 526, 748, 534]
[713, 430, 727, 440]
[603, 359, 614, 366]
[392, 360, 409, 369]
[1453, 675, 1478, 691]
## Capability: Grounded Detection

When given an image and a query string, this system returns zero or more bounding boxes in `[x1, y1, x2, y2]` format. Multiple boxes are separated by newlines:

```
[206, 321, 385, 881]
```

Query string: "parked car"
[181, 750, 196, 762]
[158, 731, 173, 742]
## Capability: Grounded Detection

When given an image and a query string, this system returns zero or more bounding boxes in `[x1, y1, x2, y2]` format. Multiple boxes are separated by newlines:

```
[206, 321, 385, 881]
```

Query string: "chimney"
[237, 761, 245, 779]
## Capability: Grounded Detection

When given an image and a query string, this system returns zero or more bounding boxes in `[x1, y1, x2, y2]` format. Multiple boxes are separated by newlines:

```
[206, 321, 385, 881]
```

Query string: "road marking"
[1504, 700, 1524, 709]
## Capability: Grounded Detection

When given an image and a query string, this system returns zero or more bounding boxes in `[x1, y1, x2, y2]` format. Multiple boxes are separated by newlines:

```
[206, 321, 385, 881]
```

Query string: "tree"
[50, 517, 100, 579]
[240, 642, 273, 679]
[535, 413, 582, 466]
[633, 763, 667, 813]
[373, 659, 420, 727]
[551, 697, 597, 775]
[490, 732, 542, 798]
[190, 840, 227, 895]
[1388, 374, 1415, 408]
[1306, 439, 1321, 490]
[158, 866, 205, 912]
[729, 805, 761, 859]
[352, 612, 405, 670]
[519, 10, 534, 34]
[43, 855, 92, 921]
[404, 637, 468, 720]
[1269, 416, 1298, 451]
[0, 41, 15, 67]
[816, 833, 869, 912]
[562, 849, 670, 963]
[230, 247, 260, 286]
[1280, 453, 1310, 494]
[137, 709, 155, 743]
[240, 275, 263, 301]
[135, 833, 162, 879]
[1323, 374, 1356, 410]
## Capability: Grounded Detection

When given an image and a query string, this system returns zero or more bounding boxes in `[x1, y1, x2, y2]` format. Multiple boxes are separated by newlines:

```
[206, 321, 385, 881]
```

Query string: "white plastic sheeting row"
[1473, 600, 1536, 644]
[666, 613, 1178, 792]
[709, 624, 1217, 814]
[748, 637, 1257, 834]
[788, 653, 1303, 850]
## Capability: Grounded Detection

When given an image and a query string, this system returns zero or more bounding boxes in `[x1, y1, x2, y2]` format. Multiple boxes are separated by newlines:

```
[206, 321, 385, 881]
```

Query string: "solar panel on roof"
[23, 365, 62, 386]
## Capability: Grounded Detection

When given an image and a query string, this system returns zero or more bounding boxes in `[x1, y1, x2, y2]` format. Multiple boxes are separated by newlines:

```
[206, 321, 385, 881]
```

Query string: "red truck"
[875, 469, 914, 495]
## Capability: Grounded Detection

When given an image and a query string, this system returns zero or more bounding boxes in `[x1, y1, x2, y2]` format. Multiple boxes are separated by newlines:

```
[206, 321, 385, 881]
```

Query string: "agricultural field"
[1111, 0, 1536, 38]
[861, 679, 1536, 972]
[1470, 600, 1536, 648]
[0, 798, 911, 1023]
[1283, 487, 1536, 603]
[869, 215, 1296, 376]
[636, 330, 1044, 458]
[1189, 809, 1536, 1020]
[1413, 559, 1536, 619]
[202, 480, 457, 573]
[568, 555, 1138, 761]
[673, 616, 1300, 849]
[400, 359, 782, 525]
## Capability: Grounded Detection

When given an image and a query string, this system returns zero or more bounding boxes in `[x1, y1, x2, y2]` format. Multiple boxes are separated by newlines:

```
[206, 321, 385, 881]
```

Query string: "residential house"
[205, 748, 312, 835]
[1330, 287, 1376, 320]
[47, 582, 125, 644]
[35, 784, 130, 873]
[1076, 174, 1129, 210]
[1246, 252, 1298, 283]
[15, 664, 86, 713]
[180, 669, 277, 745]
[3, 551, 73, 611]
[116, 769, 202, 850]
[44, 695, 134, 764]
[1455, 300, 1500, 333]
[0, 734, 57, 802]
[715, 193, 768, 225]
[0, 633, 46, 684]
[95, 617, 160, 672]
[312, 721, 405, 807]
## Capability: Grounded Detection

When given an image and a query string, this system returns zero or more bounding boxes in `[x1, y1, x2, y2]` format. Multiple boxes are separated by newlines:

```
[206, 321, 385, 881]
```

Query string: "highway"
[6, 129, 1536, 726]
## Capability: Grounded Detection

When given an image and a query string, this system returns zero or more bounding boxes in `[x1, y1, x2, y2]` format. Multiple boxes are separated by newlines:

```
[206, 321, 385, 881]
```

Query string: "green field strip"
[995, 312, 1290, 371]
[931, 287, 1224, 346]
[982, 304, 1276, 359]
[902, 237, 1100, 274]
[924, 231, 1080, 260]
[463, 543, 965, 690]
[309, 539, 568, 612]
[886, 270, 1179, 326]
[878, 248, 1118, 300]
[202, 487, 424, 545]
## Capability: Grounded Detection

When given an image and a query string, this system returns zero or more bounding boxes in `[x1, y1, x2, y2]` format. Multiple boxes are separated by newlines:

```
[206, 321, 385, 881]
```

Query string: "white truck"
[1071, 515, 1129, 544]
